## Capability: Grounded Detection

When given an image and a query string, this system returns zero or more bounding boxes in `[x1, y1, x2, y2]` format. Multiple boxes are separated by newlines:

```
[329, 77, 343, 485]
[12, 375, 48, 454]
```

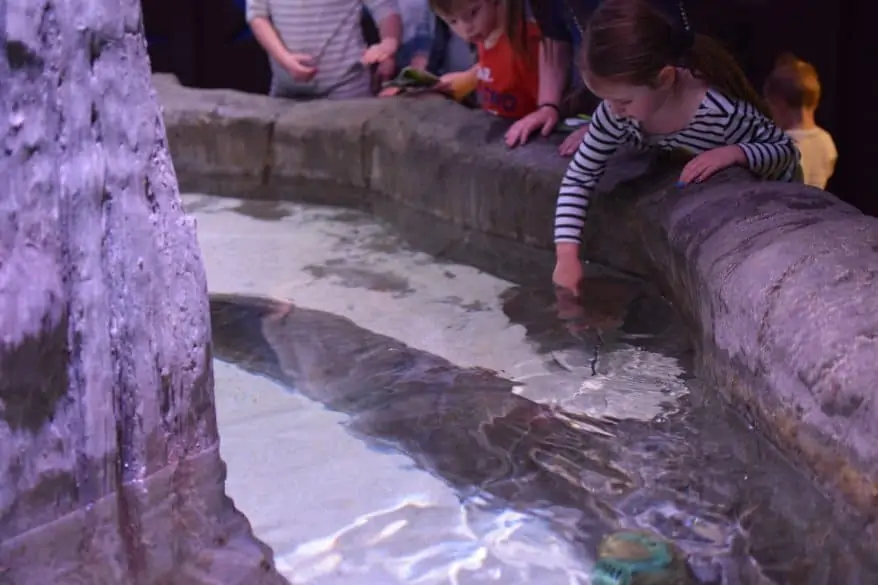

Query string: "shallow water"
[190, 194, 878, 585]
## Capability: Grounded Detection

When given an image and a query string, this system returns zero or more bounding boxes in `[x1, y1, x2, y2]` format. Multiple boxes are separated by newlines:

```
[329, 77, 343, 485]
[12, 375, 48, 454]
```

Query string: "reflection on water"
[210, 291, 878, 585]
[279, 493, 594, 584]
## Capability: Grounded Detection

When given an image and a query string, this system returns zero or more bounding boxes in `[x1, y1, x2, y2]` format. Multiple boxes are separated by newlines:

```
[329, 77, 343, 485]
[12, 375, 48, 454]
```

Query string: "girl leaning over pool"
[552, 0, 799, 294]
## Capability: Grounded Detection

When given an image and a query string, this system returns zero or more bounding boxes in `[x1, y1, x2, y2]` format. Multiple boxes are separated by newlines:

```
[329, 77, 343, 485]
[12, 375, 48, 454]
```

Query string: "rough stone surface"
[155, 74, 878, 519]
[0, 7, 286, 585]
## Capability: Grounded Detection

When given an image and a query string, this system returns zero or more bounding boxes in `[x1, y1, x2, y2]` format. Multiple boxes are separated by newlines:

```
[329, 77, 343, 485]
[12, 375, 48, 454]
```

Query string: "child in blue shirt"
[395, 0, 436, 71]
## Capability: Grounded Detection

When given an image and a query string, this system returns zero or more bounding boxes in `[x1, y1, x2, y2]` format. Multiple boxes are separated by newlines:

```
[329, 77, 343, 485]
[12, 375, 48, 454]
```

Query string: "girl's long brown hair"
[583, 0, 771, 118]
[505, 0, 529, 54]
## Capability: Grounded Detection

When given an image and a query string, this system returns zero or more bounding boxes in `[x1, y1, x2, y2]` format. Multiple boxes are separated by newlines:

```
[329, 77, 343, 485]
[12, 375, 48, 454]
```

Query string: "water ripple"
[212, 292, 878, 584]
[277, 494, 593, 585]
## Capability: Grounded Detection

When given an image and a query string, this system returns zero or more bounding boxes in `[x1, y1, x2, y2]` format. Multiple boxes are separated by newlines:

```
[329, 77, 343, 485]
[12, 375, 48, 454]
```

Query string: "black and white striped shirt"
[554, 88, 800, 244]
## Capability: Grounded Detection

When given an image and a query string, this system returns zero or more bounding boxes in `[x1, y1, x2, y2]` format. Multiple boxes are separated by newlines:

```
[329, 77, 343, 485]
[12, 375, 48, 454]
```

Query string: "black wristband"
[538, 103, 561, 115]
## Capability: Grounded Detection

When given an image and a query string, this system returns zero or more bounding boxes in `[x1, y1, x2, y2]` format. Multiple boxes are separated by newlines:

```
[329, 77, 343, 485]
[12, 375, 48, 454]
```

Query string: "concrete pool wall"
[155, 73, 878, 522]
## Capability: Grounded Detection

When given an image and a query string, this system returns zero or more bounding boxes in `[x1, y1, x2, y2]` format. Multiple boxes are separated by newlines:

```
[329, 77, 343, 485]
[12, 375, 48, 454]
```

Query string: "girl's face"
[439, 0, 501, 44]
[583, 68, 674, 123]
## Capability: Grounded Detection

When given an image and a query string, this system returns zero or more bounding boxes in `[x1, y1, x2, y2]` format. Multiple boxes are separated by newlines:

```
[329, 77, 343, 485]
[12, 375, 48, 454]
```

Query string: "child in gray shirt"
[247, 0, 402, 99]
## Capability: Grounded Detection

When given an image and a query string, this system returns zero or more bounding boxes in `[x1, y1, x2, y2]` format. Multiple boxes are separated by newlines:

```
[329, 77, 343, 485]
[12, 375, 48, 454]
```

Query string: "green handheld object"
[399, 66, 440, 88]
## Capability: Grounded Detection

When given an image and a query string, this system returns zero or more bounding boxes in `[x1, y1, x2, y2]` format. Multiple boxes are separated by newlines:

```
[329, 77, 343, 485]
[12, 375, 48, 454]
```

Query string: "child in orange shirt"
[429, 0, 543, 120]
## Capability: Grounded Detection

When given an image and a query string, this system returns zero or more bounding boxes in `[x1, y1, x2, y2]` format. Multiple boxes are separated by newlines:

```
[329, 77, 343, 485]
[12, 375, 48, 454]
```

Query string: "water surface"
[191, 194, 877, 584]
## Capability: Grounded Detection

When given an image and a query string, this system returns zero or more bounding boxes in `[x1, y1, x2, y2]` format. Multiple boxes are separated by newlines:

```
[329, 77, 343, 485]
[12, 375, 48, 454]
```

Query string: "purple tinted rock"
[0, 3, 286, 584]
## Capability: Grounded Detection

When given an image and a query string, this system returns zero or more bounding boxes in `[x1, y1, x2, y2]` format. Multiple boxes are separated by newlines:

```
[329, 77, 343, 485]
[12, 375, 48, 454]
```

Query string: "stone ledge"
[154, 74, 878, 519]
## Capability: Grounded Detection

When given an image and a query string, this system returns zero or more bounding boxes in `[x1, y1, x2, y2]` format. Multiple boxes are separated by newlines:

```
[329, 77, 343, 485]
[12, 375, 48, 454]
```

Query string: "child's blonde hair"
[763, 52, 822, 111]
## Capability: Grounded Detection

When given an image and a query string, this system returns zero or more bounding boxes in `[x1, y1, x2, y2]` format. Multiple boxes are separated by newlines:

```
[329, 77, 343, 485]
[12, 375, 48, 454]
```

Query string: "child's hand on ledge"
[678, 145, 746, 185]
[505, 105, 559, 147]
[559, 125, 589, 157]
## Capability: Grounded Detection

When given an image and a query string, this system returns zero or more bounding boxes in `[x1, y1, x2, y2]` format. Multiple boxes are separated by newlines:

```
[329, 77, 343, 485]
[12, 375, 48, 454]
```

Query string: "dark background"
[142, 1, 866, 214]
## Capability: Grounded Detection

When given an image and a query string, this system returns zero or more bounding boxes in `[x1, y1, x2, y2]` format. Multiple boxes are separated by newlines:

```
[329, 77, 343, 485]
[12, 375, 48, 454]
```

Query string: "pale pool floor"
[189, 192, 685, 584]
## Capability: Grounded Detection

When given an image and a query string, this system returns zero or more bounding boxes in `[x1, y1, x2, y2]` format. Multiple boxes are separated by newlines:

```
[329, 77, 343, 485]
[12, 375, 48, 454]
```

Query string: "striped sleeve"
[246, 0, 268, 22]
[724, 100, 800, 182]
[554, 101, 629, 244]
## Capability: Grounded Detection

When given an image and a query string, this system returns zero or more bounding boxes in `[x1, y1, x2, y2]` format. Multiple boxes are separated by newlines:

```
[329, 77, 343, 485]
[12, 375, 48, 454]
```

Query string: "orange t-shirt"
[475, 21, 542, 120]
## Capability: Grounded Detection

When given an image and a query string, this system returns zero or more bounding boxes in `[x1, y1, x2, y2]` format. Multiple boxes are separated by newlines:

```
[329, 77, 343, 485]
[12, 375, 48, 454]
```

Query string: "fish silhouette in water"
[208, 293, 638, 549]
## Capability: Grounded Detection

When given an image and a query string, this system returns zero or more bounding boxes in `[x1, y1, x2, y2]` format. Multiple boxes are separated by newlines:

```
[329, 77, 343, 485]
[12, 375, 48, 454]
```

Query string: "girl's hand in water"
[559, 124, 589, 157]
[553, 244, 583, 329]
[678, 145, 746, 185]
[554, 284, 584, 321]
[555, 284, 588, 335]
[552, 256, 583, 295]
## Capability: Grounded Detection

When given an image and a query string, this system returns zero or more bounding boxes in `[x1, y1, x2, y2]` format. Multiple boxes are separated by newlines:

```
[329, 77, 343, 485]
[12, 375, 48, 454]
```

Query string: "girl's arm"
[726, 105, 801, 182]
[529, 0, 573, 108]
[554, 101, 628, 247]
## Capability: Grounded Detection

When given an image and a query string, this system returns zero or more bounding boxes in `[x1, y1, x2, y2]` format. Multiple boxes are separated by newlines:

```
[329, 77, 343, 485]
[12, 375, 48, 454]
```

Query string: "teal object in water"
[591, 530, 688, 585]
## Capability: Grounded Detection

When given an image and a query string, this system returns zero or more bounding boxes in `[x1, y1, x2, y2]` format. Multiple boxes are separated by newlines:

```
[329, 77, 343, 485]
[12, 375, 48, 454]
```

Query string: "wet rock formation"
[0, 4, 286, 585]
[156, 73, 878, 524]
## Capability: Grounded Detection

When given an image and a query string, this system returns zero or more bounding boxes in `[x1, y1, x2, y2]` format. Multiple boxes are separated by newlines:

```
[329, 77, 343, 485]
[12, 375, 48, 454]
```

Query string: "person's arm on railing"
[530, 0, 574, 111]
[537, 38, 571, 112]
[504, 0, 574, 147]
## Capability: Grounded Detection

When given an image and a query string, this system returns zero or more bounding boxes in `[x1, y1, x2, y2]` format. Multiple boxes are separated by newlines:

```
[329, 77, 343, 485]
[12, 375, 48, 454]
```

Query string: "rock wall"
[0, 5, 286, 585]
[156, 74, 878, 525]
